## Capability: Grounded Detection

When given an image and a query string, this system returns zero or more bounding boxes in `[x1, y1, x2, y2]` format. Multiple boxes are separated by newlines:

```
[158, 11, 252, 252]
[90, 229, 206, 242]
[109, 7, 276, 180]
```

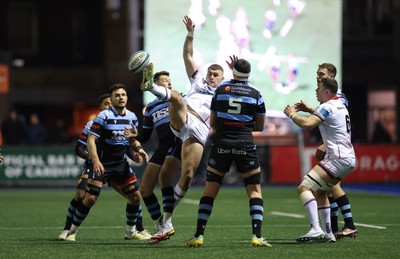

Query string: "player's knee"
[299, 190, 314, 204]
[297, 184, 308, 194]
[128, 192, 141, 205]
[77, 177, 88, 192]
[170, 90, 181, 101]
[243, 172, 261, 186]
[139, 183, 150, 197]
[87, 183, 101, 197]
[206, 171, 224, 185]
[75, 189, 86, 201]
[123, 181, 140, 196]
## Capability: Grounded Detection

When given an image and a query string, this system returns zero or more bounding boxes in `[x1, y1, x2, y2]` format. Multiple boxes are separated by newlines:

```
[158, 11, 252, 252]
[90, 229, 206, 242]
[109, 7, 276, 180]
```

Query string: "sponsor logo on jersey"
[151, 107, 169, 122]
[217, 148, 247, 155]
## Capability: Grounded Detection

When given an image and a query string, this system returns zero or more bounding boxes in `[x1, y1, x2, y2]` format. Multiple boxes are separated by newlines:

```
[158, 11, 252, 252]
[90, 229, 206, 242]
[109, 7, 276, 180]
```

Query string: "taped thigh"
[301, 169, 333, 192]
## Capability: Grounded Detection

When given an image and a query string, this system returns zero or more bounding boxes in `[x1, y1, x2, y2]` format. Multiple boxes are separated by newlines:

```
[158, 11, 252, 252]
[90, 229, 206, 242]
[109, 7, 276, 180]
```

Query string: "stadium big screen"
[144, 0, 342, 112]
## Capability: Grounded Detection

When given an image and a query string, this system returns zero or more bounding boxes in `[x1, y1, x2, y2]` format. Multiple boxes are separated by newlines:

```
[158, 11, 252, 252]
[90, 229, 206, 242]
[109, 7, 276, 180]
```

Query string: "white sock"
[173, 184, 187, 207]
[318, 205, 332, 234]
[163, 213, 173, 229]
[300, 191, 321, 232]
[126, 224, 135, 232]
[69, 224, 79, 233]
[150, 83, 171, 101]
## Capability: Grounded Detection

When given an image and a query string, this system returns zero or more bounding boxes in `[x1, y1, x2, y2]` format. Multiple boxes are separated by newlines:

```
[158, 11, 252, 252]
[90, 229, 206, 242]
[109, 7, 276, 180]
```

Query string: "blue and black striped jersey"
[89, 106, 138, 163]
[137, 95, 183, 147]
[211, 79, 266, 139]
[137, 98, 177, 147]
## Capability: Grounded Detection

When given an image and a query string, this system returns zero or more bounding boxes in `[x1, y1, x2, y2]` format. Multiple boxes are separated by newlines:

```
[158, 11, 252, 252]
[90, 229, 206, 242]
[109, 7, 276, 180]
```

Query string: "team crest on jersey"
[209, 158, 216, 166]
[91, 123, 100, 130]
[225, 86, 231, 92]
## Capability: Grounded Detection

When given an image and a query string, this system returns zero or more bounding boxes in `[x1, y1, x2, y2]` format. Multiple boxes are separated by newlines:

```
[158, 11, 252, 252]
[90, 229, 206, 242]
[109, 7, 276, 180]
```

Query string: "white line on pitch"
[339, 221, 387, 229]
[270, 211, 305, 218]
[182, 198, 199, 205]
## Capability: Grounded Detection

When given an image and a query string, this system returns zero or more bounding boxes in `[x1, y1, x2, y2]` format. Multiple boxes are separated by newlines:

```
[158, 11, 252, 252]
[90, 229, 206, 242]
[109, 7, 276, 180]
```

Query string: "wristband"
[187, 31, 194, 37]
[134, 146, 142, 152]
[289, 113, 297, 120]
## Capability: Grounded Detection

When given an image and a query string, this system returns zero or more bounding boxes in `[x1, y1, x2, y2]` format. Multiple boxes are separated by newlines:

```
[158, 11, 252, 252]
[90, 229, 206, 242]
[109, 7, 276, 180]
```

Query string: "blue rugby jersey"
[211, 79, 266, 139]
[77, 120, 93, 146]
[89, 106, 138, 163]
[136, 98, 180, 147]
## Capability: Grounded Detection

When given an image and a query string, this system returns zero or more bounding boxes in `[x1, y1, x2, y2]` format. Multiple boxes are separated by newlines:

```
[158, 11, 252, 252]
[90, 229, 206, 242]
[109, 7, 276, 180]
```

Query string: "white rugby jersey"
[314, 96, 355, 159]
[185, 71, 216, 127]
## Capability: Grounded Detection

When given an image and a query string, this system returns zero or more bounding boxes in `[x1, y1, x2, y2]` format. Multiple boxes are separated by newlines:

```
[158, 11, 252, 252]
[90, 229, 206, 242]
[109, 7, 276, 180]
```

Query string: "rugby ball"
[128, 50, 150, 73]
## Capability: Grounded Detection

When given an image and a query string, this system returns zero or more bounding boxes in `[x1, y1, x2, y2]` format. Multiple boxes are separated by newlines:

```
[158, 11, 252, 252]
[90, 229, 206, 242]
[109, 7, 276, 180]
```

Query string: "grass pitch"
[0, 186, 398, 258]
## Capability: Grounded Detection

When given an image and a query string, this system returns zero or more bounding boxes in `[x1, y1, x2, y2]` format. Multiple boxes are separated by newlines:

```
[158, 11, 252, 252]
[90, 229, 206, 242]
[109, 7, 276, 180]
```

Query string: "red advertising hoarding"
[269, 145, 400, 184]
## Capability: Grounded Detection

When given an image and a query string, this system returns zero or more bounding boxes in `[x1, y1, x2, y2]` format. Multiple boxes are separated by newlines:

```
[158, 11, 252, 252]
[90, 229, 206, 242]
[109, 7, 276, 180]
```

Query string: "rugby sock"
[194, 196, 214, 237]
[64, 198, 80, 230]
[173, 184, 187, 207]
[150, 83, 171, 101]
[126, 203, 139, 227]
[143, 193, 162, 221]
[250, 198, 264, 238]
[161, 186, 175, 225]
[72, 203, 91, 227]
[300, 191, 321, 231]
[136, 204, 144, 231]
[69, 224, 79, 233]
[329, 196, 339, 232]
[336, 195, 356, 229]
[318, 205, 332, 234]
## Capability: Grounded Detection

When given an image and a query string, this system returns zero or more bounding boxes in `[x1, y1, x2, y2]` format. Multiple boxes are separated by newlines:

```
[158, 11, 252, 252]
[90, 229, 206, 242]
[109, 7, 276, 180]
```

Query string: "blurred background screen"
[144, 0, 342, 111]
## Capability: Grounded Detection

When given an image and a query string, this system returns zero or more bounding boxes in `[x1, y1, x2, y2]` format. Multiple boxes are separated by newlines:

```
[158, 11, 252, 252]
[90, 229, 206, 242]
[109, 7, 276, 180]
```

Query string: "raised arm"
[284, 104, 321, 130]
[226, 55, 239, 70]
[183, 15, 197, 78]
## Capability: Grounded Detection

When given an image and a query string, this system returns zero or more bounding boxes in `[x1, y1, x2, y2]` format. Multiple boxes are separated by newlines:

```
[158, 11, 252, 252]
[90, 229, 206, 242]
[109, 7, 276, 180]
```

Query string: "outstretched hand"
[294, 100, 314, 114]
[183, 15, 195, 32]
[124, 122, 138, 139]
[226, 55, 239, 70]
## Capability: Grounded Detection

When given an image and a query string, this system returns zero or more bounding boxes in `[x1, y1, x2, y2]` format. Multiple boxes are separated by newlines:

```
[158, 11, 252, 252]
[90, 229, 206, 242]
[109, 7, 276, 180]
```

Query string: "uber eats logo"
[217, 148, 247, 155]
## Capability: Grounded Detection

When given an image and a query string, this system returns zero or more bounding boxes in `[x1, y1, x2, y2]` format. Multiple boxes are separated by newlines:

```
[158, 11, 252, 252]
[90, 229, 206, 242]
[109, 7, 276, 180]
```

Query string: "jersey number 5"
[228, 97, 242, 114]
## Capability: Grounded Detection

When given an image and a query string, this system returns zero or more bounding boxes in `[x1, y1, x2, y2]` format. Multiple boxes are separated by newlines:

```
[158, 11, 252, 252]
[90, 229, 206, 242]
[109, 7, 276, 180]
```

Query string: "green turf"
[0, 187, 399, 258]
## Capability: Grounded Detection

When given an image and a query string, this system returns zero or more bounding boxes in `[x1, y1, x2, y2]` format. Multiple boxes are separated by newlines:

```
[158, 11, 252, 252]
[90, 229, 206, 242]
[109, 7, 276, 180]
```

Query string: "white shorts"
[170, 112, 209, 146]
[318, 157, 356, 180]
